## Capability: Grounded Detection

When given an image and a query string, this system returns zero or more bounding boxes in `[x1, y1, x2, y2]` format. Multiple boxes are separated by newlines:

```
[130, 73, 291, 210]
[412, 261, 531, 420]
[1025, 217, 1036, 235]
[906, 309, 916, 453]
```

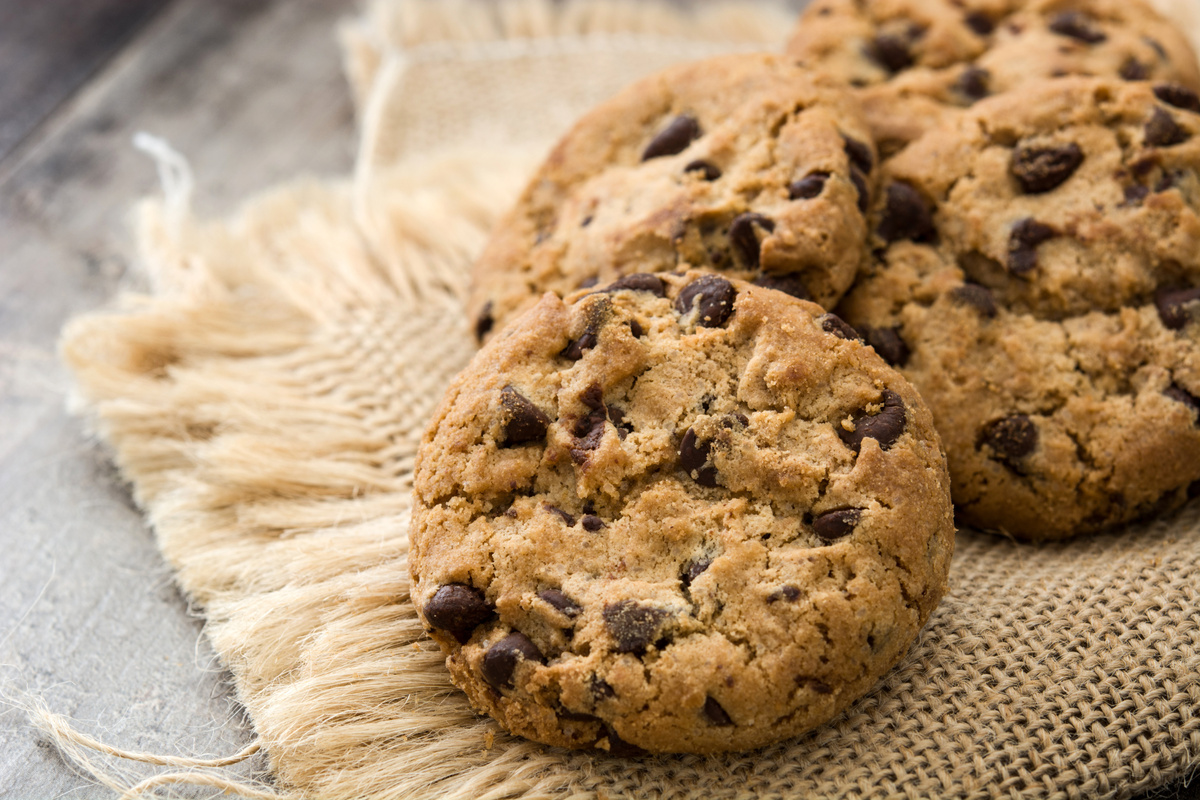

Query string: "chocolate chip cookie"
[787, 0, 1200, 155]
[835, 78, 1200, 540]
[468, 53, 878, 343]
[412, 271, 955, 754]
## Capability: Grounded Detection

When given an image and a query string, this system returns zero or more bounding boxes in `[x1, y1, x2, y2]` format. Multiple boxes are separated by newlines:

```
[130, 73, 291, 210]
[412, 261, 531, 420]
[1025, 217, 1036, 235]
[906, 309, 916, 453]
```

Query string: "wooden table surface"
[0, 1, 1196, 798]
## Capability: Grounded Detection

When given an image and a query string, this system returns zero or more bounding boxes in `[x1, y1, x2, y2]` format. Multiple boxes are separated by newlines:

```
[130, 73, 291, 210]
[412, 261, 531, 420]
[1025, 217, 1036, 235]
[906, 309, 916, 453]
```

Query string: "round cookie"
[787, 0, 1200, 155]
[468, 53, 879, 343]
[835, 78, 1200, 540]
[412, 271, 955, 754]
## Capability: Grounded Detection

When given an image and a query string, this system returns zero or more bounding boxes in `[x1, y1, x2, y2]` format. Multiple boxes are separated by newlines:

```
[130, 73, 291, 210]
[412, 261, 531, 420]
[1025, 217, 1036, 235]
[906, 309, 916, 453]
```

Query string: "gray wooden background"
[0, 0, 1196, 798]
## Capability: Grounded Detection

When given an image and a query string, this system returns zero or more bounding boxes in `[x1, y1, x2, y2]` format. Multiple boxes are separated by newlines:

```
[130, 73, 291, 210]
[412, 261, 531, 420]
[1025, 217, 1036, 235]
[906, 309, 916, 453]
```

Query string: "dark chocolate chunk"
[703, 696, 734, 726]
[1165, 383, 1200, 420]
[843, 135, 874, 174]
[571, 410, 608, 460]
[1011, 143, 1084, 194]
[796, 676, 834, 694]
[499, 386, 551, 446]
[608, 405, 633, 438]
[1120, 57, 1150, 81]
[675, 274, 737, 327]
[789, 171, 830, 200]
[481, 632, 544, 689]
[977, 415, 1038, 466]
[812, 508, 862, 542]
[424, 584, 494, 644]
[877, 182, 936, 243]
[964, 11, 994, 36]
[1156, 170, 1181, 192]
[679, 428, 718, 487]
[1145, 107, 1190, 148]
[474, 301, 494, 343]
[604, 273, 666, 296]
[642, 114, 701, 161]
[957, 66, 990, 101]
[590, 676, 616, 700]
[866, 33, 913, 73]
[562, 331, 597, 361]
[546, 504, 576, 527]
[729, 212, 776, 268]
[1155, 287, 1200, 329]
[628, 319, 644, 339]
[681, 558, 712, 587]
[580, 382, 604, 411]
[721, 413, 749, 429]
[753, 272, 811, 300]
[1008, 218, 1057, 275]
[820, 313, 863, 342]
[768, 585, 801, 603]
[581, 514, 605, 532]
[603, 600, 669, 653]
[949, 283, 998, 317]
[850, 167, 871, 213]
[1048, 11, 1106, 44]
[839, 390, 907, 453]
[685, 159, 722, 181]
[539, 589, 581, 617]
[862, 326, 910, 367]
[1154, 84, 1200, 114]
[1122, 184, 1150, 206]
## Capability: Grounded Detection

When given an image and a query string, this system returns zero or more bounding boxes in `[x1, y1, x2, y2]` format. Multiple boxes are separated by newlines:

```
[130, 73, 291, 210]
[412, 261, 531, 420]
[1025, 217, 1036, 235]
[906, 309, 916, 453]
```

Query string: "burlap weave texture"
[59, 1, 1199, 798]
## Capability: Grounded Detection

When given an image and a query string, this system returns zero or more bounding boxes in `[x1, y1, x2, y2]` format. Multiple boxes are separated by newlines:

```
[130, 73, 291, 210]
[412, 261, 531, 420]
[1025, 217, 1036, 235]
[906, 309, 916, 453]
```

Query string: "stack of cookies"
[409, 0, 1200, 755]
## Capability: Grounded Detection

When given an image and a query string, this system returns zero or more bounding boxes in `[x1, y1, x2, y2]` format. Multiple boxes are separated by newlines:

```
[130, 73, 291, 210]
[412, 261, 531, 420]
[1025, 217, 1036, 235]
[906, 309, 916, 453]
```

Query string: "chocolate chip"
[977, 415, 1038, 466]
[546, 504, 576, 527]
[571, 411, 608, 461]
[820, 313, 864, 342]
[796, 676, 834, 694]
[729, 212, 776, 268]
[957, 66, 990, 101]
[1122, 184, 1151, 206]
[580, 382, 604, 411]
[1156, 170, 1181, 192]
[877, 182, 936, 243]
[839, 390, 907, 453]
[679, 428, 718, 487]
[424, 584, 494, 644]
[562, 331, 596, 361]
[703, 696, 734, 726]
[685, 159, 722, 180]
[474, 302, 494, 342]
[1011, 143, 1084, 194]
[866, 33, 913, 73]
[1008, 218, 1057, 275]
[581, 514, 605, 532]
[499, 386, 550, 446]
[949, 283, 998, 317]
[843, 135, 874, 174]
[850, 167, 871, 213]
[1048, 11, 1106, 44]
[752, 272, 810, 300]
[603, 600, 669, 653]
[590, 676, 616, 700]
[768, 585, 801, 603]
[1120, 57, 1150, 81]
[681, 558, 712, 587]
[578, 275, 600, 289]
[964, 11, 994, 36]
[721, 413, 749, 429]
[812, 508, 862, 542]
[675, 274, 737, 327]
[539, 589, 581, 617]
[642, 114, 701, 161]
[1155, 287, 1200, 329]
[628, 319, 643, 339]
[1165, 384, 1200, 420]
[789, 171, 829, 200]
[603, 273, 666, 296]
[1145, 107, 1190, 148]
[608, 405, 633, 438]
[1154, 84, 1200, 114]
[481, 632, 544, 689]
[862, 326, 910, 367]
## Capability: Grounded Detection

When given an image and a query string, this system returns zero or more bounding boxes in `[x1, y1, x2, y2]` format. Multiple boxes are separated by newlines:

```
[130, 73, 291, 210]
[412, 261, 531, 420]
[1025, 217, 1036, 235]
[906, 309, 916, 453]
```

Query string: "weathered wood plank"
[0, 0, 354, 795]
[0, 0, 174, 164]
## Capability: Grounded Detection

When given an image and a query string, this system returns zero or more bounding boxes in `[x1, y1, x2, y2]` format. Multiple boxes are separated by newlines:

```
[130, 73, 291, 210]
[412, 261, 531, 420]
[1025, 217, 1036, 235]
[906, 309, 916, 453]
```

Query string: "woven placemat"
[57, 1, 1199, 797]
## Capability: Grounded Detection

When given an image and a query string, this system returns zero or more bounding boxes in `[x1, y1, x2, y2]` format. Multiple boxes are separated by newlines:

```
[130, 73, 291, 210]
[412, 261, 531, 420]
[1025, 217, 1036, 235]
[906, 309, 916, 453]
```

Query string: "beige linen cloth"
[54, 0, 1198, 797]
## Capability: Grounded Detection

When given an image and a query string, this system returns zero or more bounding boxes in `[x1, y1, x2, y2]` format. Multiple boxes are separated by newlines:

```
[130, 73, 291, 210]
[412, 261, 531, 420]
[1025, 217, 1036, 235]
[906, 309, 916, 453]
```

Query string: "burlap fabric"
[58, 1, 1199, 797]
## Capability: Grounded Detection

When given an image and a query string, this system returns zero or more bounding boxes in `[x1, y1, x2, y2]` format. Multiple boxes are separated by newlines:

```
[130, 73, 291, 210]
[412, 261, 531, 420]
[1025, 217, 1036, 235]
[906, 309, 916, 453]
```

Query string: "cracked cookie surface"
[836, 78, 1200, 540]
[787, 0, 1200, 155]
[468, 52, 878, 343]
[412, 272, 954, 753]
